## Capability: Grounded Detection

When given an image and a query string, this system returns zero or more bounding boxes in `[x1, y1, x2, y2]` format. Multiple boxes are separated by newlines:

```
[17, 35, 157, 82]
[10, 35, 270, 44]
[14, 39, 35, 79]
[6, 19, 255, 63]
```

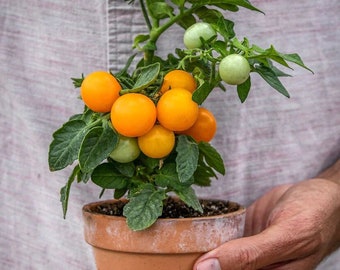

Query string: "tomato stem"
[139, 0, 152, 31]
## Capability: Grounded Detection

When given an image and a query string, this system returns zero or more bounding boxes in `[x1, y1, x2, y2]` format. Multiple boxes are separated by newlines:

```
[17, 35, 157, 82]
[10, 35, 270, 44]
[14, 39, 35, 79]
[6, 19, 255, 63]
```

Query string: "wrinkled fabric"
[0, 0, 339, 269]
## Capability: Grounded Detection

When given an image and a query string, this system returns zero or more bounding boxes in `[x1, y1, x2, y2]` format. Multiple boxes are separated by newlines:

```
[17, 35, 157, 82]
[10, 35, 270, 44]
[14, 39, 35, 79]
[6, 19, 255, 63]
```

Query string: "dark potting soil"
[94, 197, 240, 218]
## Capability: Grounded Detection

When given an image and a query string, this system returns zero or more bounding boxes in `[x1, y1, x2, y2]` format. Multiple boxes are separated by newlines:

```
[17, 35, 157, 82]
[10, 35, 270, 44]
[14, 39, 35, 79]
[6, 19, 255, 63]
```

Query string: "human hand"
[194, 178, 340, 270]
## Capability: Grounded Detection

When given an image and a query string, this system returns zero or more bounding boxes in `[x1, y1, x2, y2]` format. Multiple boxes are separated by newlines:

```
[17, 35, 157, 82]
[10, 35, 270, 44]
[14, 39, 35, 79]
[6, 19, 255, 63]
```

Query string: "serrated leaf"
[176, 135, 199, 183]
[123, 188, 166, 231]
[198, 142, 225, 175]
[60, 165, 80, 218]
[193, 163, 215, 186]
[190, 0, 264, 14]
[154, 163, 177, 187]
[176, 187, 203, 213]
[255, 65, 290, 98]
[79, 124, 118, 172]
[131, 62, 160, 92]
[91, 163, 128, 189]
[48, 120, 88, 171]
[237, 76, 251, 103]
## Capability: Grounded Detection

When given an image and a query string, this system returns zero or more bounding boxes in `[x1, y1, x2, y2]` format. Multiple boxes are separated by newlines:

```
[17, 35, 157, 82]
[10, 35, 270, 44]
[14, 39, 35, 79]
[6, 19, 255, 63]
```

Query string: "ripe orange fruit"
[138, 124, 175, 159]
[111, 93, 157, 137]
[80, 71, 122, 113]
[157, 88, 199, 131]
[181, 107, 217, 142]
[160, 70, 197, 94]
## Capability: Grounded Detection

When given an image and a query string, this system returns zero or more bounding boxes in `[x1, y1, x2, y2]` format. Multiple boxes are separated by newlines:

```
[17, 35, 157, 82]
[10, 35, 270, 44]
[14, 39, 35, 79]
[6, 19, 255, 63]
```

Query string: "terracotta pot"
[83, 199, 246, 270]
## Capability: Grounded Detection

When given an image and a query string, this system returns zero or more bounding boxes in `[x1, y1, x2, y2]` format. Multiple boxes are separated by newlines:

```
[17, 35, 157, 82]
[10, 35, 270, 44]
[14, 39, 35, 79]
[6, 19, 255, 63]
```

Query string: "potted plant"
[48, 1, 311, 269]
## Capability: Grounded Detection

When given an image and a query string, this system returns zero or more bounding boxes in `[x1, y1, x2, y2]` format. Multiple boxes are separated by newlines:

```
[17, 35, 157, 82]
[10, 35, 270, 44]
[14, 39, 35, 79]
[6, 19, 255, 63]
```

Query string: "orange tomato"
[138, 124, 175, 159]
[160, 70, 197, 94]
[181, 107, 217, 142]
[157, 88, 199, 131]
[80, 71, 122, 113]
[111, 93, 157, 137]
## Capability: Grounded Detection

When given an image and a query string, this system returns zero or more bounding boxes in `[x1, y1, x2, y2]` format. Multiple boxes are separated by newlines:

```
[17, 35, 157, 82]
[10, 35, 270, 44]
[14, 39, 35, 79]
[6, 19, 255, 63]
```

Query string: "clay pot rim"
[82, 198, 246, 222]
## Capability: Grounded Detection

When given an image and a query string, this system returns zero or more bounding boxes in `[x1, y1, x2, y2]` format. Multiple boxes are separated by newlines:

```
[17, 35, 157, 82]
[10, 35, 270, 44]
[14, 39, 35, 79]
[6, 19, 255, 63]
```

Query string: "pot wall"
[83, 199, 246, 270]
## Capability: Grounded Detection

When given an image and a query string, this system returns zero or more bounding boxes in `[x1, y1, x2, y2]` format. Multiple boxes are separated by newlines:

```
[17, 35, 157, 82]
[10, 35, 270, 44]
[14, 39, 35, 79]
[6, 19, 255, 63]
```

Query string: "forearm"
[317, 158, 340, 184]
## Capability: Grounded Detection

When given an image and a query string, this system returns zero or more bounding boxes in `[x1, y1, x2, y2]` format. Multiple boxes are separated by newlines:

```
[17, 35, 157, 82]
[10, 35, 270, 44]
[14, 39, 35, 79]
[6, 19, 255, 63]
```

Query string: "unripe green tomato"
[183, 22, 216, 49]
[109, 135, 140, 163]
[219, 54, 251, 85]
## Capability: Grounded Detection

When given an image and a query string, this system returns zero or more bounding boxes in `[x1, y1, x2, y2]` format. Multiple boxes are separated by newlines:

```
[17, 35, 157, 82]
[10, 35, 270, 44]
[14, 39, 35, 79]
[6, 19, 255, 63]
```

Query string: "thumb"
[193, 225, 308, 270]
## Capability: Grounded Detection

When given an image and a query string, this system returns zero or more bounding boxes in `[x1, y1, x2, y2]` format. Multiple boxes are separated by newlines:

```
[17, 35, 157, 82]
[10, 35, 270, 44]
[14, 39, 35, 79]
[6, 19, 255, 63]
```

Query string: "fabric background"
[0, 0, 339, 269]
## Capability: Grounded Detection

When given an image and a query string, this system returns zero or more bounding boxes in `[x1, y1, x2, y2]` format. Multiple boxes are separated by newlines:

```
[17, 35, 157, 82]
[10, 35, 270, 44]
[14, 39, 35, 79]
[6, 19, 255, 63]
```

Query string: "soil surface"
[94, 197, 241, 218]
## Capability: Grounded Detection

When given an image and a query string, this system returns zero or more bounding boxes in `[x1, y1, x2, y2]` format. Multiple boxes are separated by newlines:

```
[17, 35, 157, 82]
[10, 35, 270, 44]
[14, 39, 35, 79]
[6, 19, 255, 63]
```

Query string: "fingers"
[194, 224, 318, 270]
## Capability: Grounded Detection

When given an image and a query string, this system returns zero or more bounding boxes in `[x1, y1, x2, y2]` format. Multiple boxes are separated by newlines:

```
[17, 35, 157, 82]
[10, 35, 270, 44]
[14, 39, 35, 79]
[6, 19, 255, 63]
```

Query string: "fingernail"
[196, 258, 221, 270]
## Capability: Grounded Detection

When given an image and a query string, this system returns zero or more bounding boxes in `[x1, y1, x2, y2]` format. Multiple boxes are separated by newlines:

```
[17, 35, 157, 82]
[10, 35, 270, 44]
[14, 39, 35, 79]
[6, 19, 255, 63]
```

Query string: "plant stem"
[139, 0, 152, 30]
[143, 5, 198, 65]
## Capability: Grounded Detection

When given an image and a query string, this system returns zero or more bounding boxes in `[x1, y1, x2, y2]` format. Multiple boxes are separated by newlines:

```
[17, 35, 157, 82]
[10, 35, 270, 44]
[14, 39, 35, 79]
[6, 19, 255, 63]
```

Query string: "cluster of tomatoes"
[80, 69, 217, 163]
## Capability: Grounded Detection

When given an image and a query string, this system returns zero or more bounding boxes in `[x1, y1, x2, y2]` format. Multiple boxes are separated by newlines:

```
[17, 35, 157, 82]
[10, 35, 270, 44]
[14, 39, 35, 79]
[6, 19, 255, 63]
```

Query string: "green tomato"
[109, 135, 140, 163]
[219, 54, 251, 85]
[183, 22, 216, 49]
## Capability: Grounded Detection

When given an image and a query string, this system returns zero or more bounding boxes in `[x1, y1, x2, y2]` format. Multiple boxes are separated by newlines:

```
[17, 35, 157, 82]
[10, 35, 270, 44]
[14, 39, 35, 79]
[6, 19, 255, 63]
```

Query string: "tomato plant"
[157, 88, 199, 131]
[160, 69, 197, 93]
[219, 54, 251, 85]
[183, 22, 216, 49]
[80, 71, 121, 113]
[109, 135, 140, 163]
[138, 124, 175, 159]
[181, 107, 217, 142]
[49, 0, 312, 231]
[110, 93, 157, 137]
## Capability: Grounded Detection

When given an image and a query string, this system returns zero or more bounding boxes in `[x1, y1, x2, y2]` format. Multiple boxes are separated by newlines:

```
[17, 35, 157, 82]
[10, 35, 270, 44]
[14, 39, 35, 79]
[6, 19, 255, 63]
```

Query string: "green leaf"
[177, 13, 196, 29]
[123, 187, 166, 231]
[154, 163, 177, 187]
[149, 2, 174, 19]
[48, 120, 88, 171]
[176, 186, 203, 213]
[192, 81, 214, 105]
[193, 163, 215, 186]
[155, 163, 194, 188]
[281, 53, 314, 73]
[60, 165, 80, 218]
[255, 65, 290, 98]
[198, 142, 225, 175]
[237, 76, 251, 103]
[71, 74, 84, 88]
[131, 62, 160, 92]
[216, 3, 239, 12]
[195, 7, 223, 24]
[109, 160, 136, 178]
[114, 188, 128, 199]
[190, 0, 264, 14]
[91, 163, 128, 189]
[171, 0, 185, 7]
[215, 17, 235, 41]
[79, 123, 118, 172]
[76, 169, 92, 183]
[176, 135, 199, 183]
[133, 34, 150, 49]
